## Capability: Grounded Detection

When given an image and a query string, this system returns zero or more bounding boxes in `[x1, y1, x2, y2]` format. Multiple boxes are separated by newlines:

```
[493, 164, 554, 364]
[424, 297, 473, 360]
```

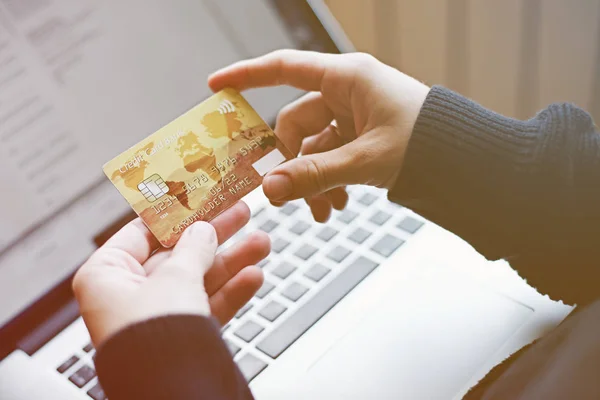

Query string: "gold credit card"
[103, 88, 293, 247]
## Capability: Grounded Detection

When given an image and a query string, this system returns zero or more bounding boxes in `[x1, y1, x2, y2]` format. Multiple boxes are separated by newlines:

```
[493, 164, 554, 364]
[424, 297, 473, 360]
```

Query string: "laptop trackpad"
[295, 269, 533, 399]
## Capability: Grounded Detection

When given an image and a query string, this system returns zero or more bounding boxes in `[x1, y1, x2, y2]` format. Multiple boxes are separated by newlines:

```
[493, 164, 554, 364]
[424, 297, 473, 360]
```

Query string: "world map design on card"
[103, 88, 293, 247]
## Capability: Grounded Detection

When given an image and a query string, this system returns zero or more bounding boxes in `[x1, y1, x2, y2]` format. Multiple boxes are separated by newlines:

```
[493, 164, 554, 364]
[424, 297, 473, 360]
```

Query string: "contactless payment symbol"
[217, 99, 235, 114]
[137, 174, 169, 202]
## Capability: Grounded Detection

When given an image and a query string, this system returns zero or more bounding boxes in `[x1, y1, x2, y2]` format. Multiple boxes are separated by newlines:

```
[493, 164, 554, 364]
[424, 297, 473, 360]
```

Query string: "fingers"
[211, 201, 251, 245]
[300, 125, 345, 221]
[306, 194, 332, 223]
[327, 187, 349, 210]
[205, 231, 270, 295]
[301, 124, 349, 216]
[275, 92, 333, 155]
[208, 50, 334, 93]
[270, 199, 287, 208]
[166, 222, 218, 276]
[210, 266, 264, 325]
[304, 184, 348, 222]
[100, 218, 159, 264]
[263, 143, 365, 201]
[264, 121, 367, 201]
[300, 123, 343, 155]
[141, 201, 251, 275]
[268, 95, 340, 216]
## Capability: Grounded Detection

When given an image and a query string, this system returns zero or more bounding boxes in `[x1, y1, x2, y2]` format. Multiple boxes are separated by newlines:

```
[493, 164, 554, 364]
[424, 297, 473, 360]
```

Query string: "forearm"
[95, 315, 253, 400]
[390, 86, 600, 304]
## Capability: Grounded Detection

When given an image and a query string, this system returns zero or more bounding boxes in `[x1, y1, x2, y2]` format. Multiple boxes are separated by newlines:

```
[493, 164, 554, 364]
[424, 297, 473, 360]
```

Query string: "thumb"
[263, 142, 366, 201]
[163, 222, 218, 277]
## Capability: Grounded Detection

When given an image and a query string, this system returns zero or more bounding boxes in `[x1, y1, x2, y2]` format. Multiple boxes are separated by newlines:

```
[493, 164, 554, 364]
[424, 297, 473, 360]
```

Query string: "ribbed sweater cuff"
[388, 86, 543, 258]
[95, 315, 252, 400]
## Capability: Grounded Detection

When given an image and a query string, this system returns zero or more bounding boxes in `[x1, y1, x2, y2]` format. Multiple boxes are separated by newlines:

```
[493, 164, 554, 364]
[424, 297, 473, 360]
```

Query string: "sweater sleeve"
[389, 86, 600, 305]
[94, 315, 253, 400]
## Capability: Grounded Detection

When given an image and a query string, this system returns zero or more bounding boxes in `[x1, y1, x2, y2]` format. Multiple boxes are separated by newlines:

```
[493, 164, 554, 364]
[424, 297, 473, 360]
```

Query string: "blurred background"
[325, 0, 600, 121]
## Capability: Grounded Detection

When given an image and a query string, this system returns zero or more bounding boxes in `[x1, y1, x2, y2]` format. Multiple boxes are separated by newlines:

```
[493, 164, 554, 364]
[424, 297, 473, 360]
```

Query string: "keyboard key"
[281, 282, 308, 302]
[337, 209, 358, 224]
[272, 262, 297, 279]
[398, 216, 424, 233]
[304, 264, 331, 282]
[87, 383, 107, 400]
[369, 210, 392, 226]
[235, 303, 253, 319]
[238, 353, 267, 382]
[255, 281, 275, 299]
[327, 245, 351, 263]
[294, 244, 318, 260]
[290, 220, 311, 235]
[358, 193, 378, 206]
[83, 343, 94, 353]
[225, 339, 241, 356]
[259, 301, 287, 322]
[260, 219, 279, 233]
[317, 226, 338, 242]
[257, 259, 270, 268]
[69, 365, 96, 388]
[348, 227, 372, 244]
[280, 203, 299, 216]
[57, 355, 79, 373]
[234, 320, 265, 342]
[272, 237, 290, 253]
[257, 256, 379, 358]
[372, 234, 405, 257]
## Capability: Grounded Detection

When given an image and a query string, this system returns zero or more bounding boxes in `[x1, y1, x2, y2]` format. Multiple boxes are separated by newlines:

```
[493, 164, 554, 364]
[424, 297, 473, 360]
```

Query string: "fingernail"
[263, 174, 293, 200]
[190, 222, 216, 242]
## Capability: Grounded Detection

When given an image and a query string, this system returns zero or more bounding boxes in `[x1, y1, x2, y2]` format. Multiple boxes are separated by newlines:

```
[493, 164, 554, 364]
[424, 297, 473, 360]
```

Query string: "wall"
[325, 0, 600, 120]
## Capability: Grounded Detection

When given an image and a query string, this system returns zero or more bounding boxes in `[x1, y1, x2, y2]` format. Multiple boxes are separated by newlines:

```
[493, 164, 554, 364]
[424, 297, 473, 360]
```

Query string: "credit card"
[103, 88, 294, 247]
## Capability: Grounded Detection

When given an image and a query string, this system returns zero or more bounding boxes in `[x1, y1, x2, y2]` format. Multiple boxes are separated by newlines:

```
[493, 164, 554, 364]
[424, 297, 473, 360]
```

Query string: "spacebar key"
[257, 256, 379, 358]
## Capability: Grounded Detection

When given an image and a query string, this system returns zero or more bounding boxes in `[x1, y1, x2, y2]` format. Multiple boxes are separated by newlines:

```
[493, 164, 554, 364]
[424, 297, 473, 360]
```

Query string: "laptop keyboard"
[222, 186, 424, 382]
[56, 342, 106, 399]
[55, 186, 424, 395]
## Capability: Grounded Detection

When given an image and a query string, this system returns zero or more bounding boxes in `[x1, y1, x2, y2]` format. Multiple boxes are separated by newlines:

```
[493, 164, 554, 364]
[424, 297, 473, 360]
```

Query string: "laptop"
[0, 1, 573, 399]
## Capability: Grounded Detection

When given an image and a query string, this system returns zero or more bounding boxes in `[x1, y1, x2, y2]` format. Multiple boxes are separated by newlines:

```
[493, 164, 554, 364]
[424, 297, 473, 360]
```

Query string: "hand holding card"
[103, 89, 293, 247]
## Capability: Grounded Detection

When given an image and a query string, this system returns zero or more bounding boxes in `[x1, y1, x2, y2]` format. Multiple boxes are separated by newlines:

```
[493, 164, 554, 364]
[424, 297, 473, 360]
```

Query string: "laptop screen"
[0, 0, 340, 329]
